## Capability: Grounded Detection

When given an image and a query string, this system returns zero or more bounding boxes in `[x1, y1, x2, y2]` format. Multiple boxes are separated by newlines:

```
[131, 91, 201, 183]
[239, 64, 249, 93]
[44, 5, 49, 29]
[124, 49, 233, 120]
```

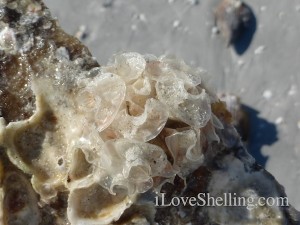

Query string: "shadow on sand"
[233, 3, 257, 55]
[241, 105, 278, 167]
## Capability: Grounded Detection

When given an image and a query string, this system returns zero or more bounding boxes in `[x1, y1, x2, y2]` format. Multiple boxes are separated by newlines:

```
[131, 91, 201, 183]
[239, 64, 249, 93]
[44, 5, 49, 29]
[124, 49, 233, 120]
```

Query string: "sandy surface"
[44, 0, 300, 210]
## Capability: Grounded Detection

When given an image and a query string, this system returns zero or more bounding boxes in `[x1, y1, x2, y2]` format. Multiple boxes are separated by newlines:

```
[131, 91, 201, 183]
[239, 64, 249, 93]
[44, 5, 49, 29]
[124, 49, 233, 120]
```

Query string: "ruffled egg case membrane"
[1, 51, 222, 224]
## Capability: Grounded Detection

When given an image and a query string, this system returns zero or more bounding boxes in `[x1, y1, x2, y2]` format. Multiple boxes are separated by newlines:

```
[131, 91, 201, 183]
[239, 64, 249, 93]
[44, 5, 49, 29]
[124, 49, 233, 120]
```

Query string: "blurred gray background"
[44, 0, 300, 210]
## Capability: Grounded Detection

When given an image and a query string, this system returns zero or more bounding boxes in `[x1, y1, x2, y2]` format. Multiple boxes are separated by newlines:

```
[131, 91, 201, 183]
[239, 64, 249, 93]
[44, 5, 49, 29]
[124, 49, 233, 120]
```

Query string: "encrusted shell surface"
[3, 171, 41, 225]
[68, 183, 135, 225]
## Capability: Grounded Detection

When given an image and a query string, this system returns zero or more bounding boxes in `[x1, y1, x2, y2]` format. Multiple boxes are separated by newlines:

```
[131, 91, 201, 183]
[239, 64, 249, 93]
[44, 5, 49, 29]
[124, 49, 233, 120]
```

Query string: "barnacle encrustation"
[2, 171, 41, 225]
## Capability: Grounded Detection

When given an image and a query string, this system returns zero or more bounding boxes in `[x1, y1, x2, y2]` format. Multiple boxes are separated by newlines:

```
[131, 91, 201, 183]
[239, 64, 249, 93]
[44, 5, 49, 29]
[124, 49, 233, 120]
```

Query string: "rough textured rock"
[0, 0, 299, 224]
